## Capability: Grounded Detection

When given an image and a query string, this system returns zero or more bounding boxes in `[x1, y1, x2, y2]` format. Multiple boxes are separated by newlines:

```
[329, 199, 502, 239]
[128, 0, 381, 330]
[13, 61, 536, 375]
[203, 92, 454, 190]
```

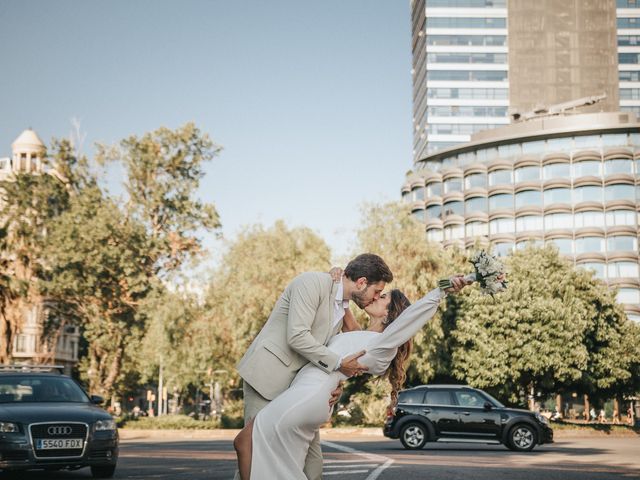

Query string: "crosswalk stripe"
[324, 470, 370, 475]
[321, 440, 394, 480]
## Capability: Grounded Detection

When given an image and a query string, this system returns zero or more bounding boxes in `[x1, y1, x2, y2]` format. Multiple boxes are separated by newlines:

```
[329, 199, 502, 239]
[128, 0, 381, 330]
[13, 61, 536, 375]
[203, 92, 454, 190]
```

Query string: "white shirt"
[333, 282, 350, 328]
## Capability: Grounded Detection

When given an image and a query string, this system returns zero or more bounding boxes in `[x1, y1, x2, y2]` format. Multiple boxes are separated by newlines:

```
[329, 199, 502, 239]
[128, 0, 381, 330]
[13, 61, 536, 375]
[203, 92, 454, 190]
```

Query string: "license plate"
[36, 438, 83, 450]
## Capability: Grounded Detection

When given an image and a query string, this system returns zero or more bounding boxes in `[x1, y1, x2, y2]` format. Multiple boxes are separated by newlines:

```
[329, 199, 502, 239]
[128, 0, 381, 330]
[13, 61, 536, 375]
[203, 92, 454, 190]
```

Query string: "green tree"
[450, 246, 640, 406]
[97, 122, 222, 273]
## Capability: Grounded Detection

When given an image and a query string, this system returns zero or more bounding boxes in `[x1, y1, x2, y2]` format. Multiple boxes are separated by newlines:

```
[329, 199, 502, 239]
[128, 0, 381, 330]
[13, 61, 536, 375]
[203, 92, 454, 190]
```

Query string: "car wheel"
[399, 422, 428, 450]
[507, 423, 537, 452]
[91, 465, 116, 478]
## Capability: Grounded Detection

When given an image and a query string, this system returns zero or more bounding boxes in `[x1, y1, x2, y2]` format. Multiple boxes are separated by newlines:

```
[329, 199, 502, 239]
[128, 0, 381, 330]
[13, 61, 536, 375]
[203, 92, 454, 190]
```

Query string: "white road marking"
[324, 470, 371, 475]
[322, 440, 394, 480]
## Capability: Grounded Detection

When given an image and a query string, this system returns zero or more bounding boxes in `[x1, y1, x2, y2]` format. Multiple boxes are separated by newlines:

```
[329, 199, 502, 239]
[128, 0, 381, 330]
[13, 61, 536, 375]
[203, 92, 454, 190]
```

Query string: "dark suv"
[0, 365, 118, 477]
[383, 385, 553, 452]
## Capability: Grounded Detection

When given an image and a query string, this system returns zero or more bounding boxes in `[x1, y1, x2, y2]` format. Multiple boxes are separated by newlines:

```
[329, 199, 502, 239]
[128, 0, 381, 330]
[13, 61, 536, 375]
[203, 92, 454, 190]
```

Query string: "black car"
[0, 365, 118, 478]
[383, 385, 553, 452]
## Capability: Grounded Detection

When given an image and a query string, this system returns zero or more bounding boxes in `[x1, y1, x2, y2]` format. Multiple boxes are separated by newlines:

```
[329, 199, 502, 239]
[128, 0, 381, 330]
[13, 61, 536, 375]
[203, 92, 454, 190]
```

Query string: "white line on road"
[322, 440, 394, 480]
[324, 470, 370, 476]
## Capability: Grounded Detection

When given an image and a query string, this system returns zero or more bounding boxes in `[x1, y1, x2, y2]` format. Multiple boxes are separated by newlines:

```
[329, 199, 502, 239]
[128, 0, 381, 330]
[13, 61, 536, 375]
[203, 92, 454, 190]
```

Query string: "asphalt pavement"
[3, 431, 640, 479]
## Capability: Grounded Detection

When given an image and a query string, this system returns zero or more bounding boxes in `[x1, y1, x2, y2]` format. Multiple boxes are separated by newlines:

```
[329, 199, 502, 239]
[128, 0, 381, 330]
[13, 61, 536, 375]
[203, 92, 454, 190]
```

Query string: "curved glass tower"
[402, 112, 640, 322]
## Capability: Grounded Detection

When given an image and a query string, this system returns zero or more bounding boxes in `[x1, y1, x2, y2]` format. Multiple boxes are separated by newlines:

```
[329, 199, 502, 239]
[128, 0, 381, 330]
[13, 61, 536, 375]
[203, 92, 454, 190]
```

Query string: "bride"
[233, 276, 469, 480]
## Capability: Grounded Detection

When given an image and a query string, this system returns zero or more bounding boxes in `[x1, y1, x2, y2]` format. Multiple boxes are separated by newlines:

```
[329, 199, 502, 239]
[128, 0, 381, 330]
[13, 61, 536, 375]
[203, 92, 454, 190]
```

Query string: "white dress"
[249, 288, 444, 480]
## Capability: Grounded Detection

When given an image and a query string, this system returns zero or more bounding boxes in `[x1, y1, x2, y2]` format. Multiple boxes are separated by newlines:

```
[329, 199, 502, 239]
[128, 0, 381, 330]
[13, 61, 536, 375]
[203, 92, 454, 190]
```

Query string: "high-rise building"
[411, 0, 639, 160]
[406, 1, 640, 322]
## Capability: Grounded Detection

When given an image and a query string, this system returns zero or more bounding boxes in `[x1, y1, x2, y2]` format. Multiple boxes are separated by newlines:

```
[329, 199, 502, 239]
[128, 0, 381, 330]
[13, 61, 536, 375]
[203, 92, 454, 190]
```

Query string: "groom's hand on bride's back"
[338, 350, 368, 377]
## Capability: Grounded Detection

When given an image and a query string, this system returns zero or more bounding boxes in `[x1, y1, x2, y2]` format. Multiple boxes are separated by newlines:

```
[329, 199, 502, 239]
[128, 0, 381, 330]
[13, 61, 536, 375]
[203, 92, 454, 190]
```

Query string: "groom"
[236, 253, 393, 480]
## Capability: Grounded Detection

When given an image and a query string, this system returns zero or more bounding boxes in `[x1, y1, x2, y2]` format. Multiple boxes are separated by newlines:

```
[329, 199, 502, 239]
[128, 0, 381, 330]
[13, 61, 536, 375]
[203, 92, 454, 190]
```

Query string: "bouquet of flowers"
[438, 250, 507, 295]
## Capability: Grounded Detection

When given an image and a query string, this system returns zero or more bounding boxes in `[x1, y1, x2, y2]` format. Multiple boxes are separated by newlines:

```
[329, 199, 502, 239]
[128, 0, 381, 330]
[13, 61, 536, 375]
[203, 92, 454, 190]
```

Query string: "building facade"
[0, 129, 80, 372]
[412, 0, 640, 160]
[402, 112, 640, 322]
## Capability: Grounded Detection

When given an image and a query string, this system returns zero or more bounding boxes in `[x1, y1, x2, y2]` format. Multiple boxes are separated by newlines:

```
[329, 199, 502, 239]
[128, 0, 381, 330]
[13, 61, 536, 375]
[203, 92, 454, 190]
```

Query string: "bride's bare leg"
[233, 418, 254, 480]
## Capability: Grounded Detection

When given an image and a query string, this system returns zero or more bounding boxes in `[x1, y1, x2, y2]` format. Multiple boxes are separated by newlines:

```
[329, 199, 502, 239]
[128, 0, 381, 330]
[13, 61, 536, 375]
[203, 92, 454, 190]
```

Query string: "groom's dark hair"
[344, 253, 393, 283]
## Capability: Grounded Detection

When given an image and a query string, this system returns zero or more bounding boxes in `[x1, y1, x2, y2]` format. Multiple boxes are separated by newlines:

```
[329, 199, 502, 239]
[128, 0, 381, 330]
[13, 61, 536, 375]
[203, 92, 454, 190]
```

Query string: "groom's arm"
[287, 273, 341, 374]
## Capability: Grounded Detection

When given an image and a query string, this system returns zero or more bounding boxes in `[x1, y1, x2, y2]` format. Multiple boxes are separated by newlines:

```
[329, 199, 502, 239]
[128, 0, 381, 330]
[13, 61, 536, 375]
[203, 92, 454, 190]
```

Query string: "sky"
[0, 0, 413, 263]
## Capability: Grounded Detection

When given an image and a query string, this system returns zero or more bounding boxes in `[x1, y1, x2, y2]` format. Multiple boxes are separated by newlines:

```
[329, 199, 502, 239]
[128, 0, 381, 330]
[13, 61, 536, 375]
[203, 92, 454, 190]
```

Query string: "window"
[543, 163, 570, 180]
[574, 135, 601, 149]
[444, 224, 464, 240]
[515, 215, 543, 232]
[425, 390, 454, 406]
[427, 0, 507, 7]
[514, 165, 541, 182]
[573, 161, 601, 177]
[427, 53, 508, 64]
[426, 204, 443, 220]
[604, 159, 633, 175]
[444, 177, 463, 194]
[454, 390, 486, 408]
[15, 334, 28, 353]
[604, 184, 635, 202]
[426, 35, 507, 47]
[427, 228, 444, 242]
[466, 221, 488, 237]
[574, 210, 604, 228]
[607, 235, 638, 252]
[573, 185, 603, 204]
[489, 217, 514, 234]
[427, 17, 507, 29]
[522, 141, 545, 155]
[412, 209, 426, 222]
[488, 169, 512, 186]
[544, 188, 571, 205]
[426, 182, 442, 197]
[546, 238, 573, 255]
[617, 288, 640, 304]
[493, 242, 514, 256]
[498, 144, 521, 158]
[465, 196, 488, 213]
[608, 262, 639, 278]
[544, 212, 573, 230]
[464, 172, 487, 190]
[515, 190, 542, 208]
[578, 262, 606, 280]
[413, 187, 425, 201]
[516, 239, 542, 250]
[402, 191, 411, 203]
[398, 389, 425, 404]
[443, 201, 464, 217]
[575, 236, 605, 254]
[489, 193, 513, 210]
[606, 210, 635, 227]
[427, 70, 508, 82]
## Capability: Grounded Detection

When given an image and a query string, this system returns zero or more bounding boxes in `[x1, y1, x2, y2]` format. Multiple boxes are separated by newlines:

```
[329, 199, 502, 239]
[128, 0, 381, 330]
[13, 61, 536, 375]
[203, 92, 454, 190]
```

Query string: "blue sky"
[0, 0, 413, 261]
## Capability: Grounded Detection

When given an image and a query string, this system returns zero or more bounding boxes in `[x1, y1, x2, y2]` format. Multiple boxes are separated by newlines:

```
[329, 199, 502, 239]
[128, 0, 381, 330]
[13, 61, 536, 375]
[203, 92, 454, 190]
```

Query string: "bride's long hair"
[382, 289, 413, 411]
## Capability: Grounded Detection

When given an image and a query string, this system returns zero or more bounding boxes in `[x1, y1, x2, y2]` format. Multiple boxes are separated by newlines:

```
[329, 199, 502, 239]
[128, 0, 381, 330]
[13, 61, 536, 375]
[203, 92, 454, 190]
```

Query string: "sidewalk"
[118, 426, 638, 441]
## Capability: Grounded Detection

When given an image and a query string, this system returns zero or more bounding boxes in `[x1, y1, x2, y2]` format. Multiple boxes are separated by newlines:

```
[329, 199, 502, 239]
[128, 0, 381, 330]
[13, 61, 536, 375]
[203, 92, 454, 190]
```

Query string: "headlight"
[94, 419, 116, 431]
[0, 421, 19, 433]
[534, 413, 549, 425]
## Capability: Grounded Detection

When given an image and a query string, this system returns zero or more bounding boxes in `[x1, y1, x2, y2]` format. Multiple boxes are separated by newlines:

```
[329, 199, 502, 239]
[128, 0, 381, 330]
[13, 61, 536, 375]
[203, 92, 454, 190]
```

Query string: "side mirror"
[483, 401, 493, 411]
[90, 395, 104, 405]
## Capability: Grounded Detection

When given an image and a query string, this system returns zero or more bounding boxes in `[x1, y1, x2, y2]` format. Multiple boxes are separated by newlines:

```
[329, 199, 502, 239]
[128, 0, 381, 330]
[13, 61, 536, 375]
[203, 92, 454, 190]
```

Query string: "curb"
[118, 426, 638, 441]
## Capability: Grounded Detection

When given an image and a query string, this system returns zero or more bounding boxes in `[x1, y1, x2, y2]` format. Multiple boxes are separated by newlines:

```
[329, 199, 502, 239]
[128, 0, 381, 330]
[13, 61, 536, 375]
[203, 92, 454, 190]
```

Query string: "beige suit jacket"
[236, 272, 343, 400]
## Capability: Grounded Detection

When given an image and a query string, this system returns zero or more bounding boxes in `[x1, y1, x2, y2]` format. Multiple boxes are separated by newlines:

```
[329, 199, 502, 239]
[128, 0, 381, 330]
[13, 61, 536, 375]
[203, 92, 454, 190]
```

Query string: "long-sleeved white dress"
[249, 288, 445, 480]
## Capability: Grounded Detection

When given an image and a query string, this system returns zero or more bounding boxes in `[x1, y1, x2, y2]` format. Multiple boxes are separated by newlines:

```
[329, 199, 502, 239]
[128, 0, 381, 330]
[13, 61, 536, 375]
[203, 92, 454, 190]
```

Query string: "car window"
[425, 390, 453, 406]
[454, 390, 486, 407]
[0, 376, 89, 403]
[398, 389, 425, 404]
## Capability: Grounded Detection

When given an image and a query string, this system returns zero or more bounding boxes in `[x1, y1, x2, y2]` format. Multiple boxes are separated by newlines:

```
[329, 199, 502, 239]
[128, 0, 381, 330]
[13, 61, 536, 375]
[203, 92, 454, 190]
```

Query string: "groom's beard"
[351, 288, 370, 309]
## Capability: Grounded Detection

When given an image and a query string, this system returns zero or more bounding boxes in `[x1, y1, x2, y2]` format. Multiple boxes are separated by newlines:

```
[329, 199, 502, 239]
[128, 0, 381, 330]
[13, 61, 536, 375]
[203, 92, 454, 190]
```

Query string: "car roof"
[402, 384, 474, 391]
[0, 365, 66, 375]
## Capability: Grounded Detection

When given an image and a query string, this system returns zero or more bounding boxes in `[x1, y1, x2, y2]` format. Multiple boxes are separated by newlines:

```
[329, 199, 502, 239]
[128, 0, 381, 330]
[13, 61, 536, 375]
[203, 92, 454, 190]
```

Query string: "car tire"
[399, 422, 428, 450]
[91, 465, 117, 478]
[506, 423, 537, 452]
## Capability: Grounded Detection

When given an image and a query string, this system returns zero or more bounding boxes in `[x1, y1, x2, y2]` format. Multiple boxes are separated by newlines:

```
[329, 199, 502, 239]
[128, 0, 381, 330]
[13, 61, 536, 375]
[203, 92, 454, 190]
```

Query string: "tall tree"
[450, 246, 640, 406]
[97, 122, 222, 274]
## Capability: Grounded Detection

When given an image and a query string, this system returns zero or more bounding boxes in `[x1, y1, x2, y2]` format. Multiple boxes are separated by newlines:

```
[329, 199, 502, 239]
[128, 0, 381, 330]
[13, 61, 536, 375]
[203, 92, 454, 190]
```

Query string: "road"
[3, 433, 640, 479]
